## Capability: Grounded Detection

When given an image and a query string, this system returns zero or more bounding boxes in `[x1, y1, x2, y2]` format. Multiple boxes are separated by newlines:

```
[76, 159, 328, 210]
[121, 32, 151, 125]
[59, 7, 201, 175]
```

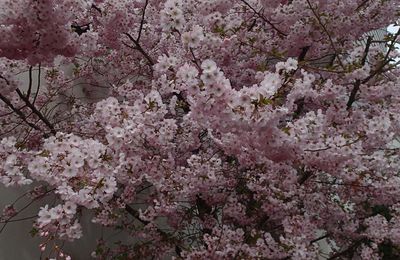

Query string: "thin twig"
[0, 93, 42, 132]
[15, 88, 56, 135]
[91, 4, 102, 14]
[0, 188, 55, 233]
[137, 0, 149, 42]
[124, 32, 155, 66]
[240, 0, 287, 36]
[26, 66, 33, 98]
[328, 240, 364, 260]
[310, 233, 330, 244]
[346, 29, 400, 109]
[355, 0, 369, 11]
[305, 0, 345, 68]
[189, 48, 201, 71]
[346, 36, 372, 109]
[33, 63, 41, 105]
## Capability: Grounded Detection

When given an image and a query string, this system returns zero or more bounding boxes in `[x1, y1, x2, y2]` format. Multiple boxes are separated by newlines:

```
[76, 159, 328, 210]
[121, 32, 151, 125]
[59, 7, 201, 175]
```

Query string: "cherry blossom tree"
[1, 0, 400, 259]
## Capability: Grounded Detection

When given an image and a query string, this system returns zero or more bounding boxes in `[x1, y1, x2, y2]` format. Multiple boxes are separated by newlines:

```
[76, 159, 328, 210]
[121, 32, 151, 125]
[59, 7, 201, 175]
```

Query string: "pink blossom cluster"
[0, 0, 400, 259]
[37, 202, 81, 241]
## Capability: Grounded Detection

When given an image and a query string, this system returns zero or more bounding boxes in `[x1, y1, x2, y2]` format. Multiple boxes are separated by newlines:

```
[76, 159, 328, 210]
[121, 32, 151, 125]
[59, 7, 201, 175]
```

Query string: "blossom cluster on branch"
[0, 0, 400, 259]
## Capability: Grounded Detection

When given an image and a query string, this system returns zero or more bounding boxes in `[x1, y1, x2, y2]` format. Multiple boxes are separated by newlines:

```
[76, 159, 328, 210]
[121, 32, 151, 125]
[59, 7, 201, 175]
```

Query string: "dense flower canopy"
[0, 0, 400, 259]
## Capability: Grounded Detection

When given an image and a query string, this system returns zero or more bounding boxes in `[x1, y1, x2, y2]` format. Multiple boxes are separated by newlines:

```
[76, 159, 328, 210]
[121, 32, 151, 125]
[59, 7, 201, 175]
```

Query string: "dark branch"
[0, 74, 10, 85]
[189, 48, 201, 71]
[0, 93, 42, 132]
[328, 240, 364, 260]
[71, 23, 91, 36]
[124, 203, 184, 254]
[124, 32, 154, 66]
[298, 46, 310, 62]
[125, 204, 149, 225]
[15, 89, 56, 135]
[91, 4, 102, 14]
[347, 29, 399, 109]
[26, 66, 33, 98]
[305, 0, 345, 68]
[346, 36, 373, 110]
[136, 0, 149, 42]
[310, 233, 330, 244]
[298, 169, 313, 185]
[346, 80, 361, 110]
[240, 0, 287, 36]
[355, 0, 369, 11]
[33, 63, 41, 104]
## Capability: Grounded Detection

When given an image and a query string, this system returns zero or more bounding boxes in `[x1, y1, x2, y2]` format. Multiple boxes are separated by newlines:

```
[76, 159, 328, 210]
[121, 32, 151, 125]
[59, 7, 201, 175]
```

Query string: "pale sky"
[388, 24, 400, 62]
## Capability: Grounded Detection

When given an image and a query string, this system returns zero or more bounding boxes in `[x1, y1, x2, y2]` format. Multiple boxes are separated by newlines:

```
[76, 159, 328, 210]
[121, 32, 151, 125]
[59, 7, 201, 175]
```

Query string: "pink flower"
[37, 205, 53, 227]
[63, 202, 77, 216]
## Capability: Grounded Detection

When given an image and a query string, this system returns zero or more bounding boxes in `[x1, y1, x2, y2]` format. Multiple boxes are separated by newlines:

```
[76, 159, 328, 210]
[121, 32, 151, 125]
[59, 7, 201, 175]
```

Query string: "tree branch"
[91, 4, 102, 14]
[298, 46, 310, 62]
[136, 0, 149, 43]
[310, 233, 330, 244]
[347, 28, 400, 109]
[33, 63, 41, 105]
[26, 66, 33, 98]
[0, 93, 42, 133]
[15, 88, 56, 135]
[305, 0, 345, 68]
[240, 0, 287, 36]
[346, 36, 373, 109]
[124, 32, 154, 67]
[355, 0, 369, 11]
[328, 240, 364, 260]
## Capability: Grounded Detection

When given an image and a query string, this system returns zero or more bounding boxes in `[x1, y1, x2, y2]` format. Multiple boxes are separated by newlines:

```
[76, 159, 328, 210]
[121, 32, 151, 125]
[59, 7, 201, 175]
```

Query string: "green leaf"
[29, 227, 39, 237]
